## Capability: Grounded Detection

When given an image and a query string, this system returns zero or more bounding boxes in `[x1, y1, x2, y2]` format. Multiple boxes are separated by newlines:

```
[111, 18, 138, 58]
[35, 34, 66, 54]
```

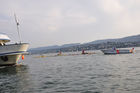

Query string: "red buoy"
[116, 50, 119, 54]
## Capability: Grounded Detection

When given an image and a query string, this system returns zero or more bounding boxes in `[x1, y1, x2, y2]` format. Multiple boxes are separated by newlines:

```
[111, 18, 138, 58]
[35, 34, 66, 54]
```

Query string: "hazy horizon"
[0, 0, 140, 48]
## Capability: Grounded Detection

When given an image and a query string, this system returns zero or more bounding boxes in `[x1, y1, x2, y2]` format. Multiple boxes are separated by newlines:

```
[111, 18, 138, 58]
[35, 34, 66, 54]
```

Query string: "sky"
[0, 0, 140, 48]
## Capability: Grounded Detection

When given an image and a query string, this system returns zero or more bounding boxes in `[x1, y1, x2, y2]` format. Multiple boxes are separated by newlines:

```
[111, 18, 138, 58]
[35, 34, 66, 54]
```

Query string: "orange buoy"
[22, 55, 24, 60]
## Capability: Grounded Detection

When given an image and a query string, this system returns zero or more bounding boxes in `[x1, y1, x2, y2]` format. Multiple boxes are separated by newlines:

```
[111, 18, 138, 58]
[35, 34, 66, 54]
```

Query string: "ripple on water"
[1, 52, 140, 93]
[81, 91, 102, 93]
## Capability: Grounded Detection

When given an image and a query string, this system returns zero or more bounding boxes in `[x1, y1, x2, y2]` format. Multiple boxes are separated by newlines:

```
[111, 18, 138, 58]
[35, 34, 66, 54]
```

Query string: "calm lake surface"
[1, 48, 140, 93]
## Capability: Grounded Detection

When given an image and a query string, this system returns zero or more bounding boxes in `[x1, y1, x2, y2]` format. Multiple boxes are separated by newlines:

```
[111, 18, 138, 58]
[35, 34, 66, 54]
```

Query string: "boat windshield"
[0, 34, 10, 43]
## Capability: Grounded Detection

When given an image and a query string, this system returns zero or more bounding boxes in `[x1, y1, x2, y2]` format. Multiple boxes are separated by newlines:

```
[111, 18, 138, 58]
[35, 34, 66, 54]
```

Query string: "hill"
[28, 34, 140, 54]
[88, 34, 140, 44]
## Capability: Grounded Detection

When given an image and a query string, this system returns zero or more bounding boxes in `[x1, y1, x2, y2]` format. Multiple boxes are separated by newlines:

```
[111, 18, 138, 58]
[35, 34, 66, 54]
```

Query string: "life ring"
[1, 56, 8, 61]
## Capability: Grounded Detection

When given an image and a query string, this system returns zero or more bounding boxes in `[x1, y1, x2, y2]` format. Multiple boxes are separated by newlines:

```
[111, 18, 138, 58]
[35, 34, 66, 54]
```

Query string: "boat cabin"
[0, 34, 10, 45]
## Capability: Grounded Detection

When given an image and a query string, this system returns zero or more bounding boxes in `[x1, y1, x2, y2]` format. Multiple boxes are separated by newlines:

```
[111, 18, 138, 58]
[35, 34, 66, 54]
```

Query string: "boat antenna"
[14, 14, 21, 43]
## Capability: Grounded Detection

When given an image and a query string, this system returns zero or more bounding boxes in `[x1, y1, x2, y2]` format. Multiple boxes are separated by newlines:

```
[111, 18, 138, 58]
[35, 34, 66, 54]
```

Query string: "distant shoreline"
[28, 41, 140, 54]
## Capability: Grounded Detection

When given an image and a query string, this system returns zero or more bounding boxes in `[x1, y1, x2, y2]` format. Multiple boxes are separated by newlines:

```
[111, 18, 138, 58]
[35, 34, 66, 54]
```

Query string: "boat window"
[0, 42, 6, 46]
[0, 43, 3, 46]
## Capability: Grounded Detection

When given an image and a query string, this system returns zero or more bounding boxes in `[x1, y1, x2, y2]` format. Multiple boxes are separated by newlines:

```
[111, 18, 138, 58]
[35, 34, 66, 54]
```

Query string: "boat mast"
[14, 14, 21, 43]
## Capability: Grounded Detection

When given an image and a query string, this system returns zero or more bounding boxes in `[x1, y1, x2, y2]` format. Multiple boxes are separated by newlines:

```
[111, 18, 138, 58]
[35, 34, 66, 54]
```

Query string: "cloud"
[47, 25, 58, 31]
[64, 12, 96, 25]
[94, 0, 140, 36]
[101, 0, 124, 15]
[0, 0, 140, 47]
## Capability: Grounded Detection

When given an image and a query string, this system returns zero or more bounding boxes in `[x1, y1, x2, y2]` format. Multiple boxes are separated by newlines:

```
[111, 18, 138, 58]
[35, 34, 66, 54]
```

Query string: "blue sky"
[0, 0, 140, 48]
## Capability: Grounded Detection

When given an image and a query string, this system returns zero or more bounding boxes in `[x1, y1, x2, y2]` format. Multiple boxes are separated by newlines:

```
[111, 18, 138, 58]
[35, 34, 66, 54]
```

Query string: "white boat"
[101, 48, 134, 55]
[0, 34, 29, 66]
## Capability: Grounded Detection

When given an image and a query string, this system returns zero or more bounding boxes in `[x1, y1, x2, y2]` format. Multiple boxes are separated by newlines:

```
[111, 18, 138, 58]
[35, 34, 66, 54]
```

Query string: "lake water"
[1, 48, 140, 93]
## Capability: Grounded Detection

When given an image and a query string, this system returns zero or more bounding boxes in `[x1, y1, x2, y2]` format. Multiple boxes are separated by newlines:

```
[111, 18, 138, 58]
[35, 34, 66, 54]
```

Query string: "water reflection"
[0, 65, 33, 93]
[0, 65, 28, 74]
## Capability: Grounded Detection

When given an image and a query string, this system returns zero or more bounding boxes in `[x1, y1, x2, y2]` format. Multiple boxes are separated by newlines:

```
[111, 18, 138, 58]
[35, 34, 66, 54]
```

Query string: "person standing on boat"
[112, 47, 116, 50]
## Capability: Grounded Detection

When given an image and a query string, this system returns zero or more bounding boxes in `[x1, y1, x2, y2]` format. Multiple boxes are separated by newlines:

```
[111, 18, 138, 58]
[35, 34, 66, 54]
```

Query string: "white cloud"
[101, 0, 124, 15]
[65, 12, 96, 25]
[0, 0, 140, 47]
[47, 8, 62, 17]
[47, 25, 58, 31]
[81, 16, 96, 24]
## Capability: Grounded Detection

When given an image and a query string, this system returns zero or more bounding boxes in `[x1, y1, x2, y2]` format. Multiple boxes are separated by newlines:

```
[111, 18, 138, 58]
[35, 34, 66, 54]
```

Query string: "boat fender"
[1, 56, 8, 61]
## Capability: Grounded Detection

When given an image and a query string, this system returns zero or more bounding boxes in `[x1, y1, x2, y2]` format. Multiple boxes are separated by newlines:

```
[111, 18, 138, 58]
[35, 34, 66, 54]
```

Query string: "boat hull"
[0, 43, 29, 66]
[101, 49, 133, 55]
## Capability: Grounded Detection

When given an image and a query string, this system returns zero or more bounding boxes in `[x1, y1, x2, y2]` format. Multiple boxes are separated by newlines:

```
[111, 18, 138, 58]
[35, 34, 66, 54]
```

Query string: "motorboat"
[0, 34, 29, 66]
[101, 48, 134, 55]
